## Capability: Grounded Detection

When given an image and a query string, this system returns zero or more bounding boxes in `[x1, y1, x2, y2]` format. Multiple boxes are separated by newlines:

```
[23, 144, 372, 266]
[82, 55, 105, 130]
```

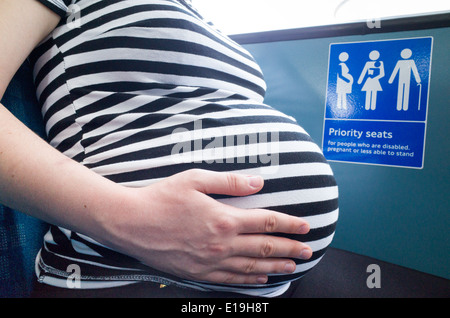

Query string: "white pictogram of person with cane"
[388, 48, 422, 111]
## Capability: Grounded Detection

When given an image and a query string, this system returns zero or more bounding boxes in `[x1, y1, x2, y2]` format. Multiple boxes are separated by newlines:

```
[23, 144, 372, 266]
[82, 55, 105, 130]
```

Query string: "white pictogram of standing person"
[388, 48, 421, 111]
[357, 50, 385, 110]
[336, 52, 354, 109]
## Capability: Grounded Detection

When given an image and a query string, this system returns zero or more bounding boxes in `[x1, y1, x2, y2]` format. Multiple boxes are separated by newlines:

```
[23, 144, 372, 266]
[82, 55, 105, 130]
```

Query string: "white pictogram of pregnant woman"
[336, 52, 354, 110]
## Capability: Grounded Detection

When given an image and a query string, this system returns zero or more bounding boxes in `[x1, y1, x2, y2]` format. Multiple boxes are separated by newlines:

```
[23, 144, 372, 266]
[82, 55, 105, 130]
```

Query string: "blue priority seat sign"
[322, 37, 433, 168]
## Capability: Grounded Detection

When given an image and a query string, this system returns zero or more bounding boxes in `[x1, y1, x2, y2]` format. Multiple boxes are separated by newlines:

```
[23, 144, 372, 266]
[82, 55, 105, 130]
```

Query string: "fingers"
[200, 270, 269, 285]
[179, 169, 310, 235]
[201, 257, 297, 285]
[197, 254, 307, 285]
[188, 233, 311, 285]
[180, 170, 309, 233]
[230, 235, 312, 260]
[169, 169, 314, 286]
[234, 208, 310, 235]
[181, 168, 312, 256]
[180, 169, 264, 197]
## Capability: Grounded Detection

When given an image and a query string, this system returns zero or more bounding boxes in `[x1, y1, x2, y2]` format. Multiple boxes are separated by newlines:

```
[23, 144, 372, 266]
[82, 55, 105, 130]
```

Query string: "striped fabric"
[30, 0, 338, 297]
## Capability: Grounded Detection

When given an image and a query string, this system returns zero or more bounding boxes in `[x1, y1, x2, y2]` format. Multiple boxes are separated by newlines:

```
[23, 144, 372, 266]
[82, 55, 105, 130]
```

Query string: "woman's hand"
[105, 169, 312, 285]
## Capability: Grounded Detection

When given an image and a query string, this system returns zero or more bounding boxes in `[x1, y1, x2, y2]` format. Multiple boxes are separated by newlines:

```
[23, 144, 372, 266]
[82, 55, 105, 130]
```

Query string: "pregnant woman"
[0, 0, 338, 297]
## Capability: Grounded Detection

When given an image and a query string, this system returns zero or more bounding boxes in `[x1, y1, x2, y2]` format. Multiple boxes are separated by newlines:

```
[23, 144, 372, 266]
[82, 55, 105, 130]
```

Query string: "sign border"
[322, 36, 434, 169]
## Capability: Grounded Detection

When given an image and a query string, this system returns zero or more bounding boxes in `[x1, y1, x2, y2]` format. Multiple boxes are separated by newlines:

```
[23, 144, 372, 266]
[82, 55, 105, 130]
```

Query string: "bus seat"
[0, 60, 49, 298]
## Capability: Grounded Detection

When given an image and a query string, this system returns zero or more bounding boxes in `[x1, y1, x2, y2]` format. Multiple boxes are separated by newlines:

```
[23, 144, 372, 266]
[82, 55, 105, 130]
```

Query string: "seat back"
[0, 61, 49, 297]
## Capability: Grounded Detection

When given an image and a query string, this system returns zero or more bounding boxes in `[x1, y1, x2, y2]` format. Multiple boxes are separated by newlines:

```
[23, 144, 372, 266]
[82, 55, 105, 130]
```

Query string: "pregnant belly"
[81, 102, 339, 290]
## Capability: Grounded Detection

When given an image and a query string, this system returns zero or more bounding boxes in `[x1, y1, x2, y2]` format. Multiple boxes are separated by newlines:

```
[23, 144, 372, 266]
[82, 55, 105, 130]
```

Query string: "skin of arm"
[0, 0, 312, 285]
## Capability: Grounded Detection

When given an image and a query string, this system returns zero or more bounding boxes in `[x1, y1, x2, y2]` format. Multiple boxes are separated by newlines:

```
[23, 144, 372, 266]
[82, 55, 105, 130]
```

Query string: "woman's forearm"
[0, 103, 128, 243]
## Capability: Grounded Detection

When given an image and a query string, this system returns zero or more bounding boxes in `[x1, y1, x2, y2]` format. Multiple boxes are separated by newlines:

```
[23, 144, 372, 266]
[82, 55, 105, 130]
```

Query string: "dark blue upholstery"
[0, 61, 49, 297]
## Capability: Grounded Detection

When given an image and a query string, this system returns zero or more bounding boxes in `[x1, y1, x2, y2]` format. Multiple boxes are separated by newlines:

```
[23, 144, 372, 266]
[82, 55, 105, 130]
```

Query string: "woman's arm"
[357, 63, 369, 85]
[0, 0, 120, 242]
[0, 0, 312, 285]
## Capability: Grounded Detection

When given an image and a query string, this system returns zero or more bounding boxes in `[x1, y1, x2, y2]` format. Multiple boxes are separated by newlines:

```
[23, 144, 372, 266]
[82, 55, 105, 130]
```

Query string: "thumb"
[182, 169, 264, 197]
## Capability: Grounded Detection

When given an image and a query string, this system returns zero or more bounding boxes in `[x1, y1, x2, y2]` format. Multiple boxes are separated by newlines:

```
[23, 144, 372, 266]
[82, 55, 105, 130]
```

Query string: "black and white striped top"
[31, 0, 338, 297]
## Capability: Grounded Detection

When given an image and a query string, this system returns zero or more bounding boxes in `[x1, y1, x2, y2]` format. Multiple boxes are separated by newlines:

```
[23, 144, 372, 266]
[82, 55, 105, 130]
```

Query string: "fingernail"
[256, 276, 268, 284]
[298, 224, 310, 234]
[284, 262, 295, 273]
[299, 249, 312, 260]
[247, 176, 263, 189]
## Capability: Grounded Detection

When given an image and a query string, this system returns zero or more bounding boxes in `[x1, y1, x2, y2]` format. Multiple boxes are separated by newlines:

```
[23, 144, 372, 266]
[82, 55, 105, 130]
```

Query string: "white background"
[191, 0, 450, 35]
